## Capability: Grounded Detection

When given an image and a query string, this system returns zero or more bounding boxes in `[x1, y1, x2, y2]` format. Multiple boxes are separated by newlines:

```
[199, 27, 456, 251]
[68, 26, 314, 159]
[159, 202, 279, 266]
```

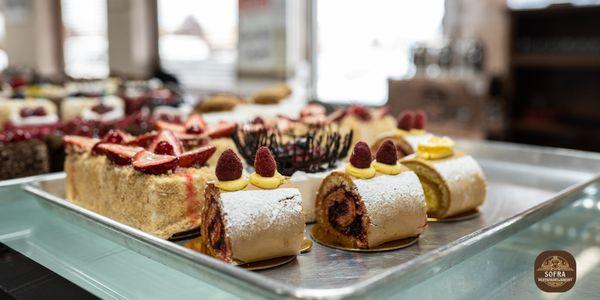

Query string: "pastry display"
[0, 132, 50, 180]
[313, 141, 428, 249]
[194, 93, 242, 113]
[338, 105, 396, 147]
[60, 95, 125, 122]
[371, 110, 433, 159]
[252, 83, 292, 104]
[232, 125, 353, 222]
[401, 136, 487, 220]
[0, 98, 58, 131]
[64, 129, 217, 238]
[65, 78, 120, 97]
[0, 99, 64, 179]
[200, 148, 304, 264]
[121, 79, 184, 115]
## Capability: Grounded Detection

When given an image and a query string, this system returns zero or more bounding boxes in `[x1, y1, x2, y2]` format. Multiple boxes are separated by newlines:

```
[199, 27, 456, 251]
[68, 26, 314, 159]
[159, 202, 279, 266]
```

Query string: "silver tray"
[23, 140, 600, 299]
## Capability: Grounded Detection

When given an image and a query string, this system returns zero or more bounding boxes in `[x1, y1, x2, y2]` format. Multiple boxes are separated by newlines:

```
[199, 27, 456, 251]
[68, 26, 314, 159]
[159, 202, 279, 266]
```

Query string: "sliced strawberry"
[132, 150, 178, 175]
[154, 141, 175, 155]
[149, 129, 184, 156]
[97, 144, 144, 166]
[63, 135, 100, 151]
[127, 132, 158, 148]
[155, 120, 185, 133]
[185, 114, 207, 134]
[100, 129, 132, 145]
[178, 145, 217, 168]
[174, 132, 210, 148]
[207, 122, 236, 139]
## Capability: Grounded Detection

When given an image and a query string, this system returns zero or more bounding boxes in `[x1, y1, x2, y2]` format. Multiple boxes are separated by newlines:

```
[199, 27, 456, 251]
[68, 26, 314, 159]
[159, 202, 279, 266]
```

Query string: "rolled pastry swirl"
[371, 131, 433, 159]
[201, 183, 305, 263]
[315, 170, 427, 249]
[401, 152, 487, 219]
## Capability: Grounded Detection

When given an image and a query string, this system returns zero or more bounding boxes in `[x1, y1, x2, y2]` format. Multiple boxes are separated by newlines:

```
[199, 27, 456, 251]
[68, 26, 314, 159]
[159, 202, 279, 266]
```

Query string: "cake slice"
[64, 131, 217, 239]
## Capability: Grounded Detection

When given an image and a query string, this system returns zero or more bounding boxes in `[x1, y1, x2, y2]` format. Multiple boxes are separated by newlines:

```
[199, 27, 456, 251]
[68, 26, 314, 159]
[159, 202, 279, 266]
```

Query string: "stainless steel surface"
[22, 140, 600, 299]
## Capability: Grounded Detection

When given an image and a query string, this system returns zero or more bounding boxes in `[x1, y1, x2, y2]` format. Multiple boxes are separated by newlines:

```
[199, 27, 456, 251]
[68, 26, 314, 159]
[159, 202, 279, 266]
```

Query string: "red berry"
[413, 110, 426, 129]
[397, 111, 414, 130]
[254, 146, 276, 177]
[349, 141, 372, 168]
[127, 132, 157, 148]
[149, 129, 183, 156]
[20, 106, 47, 118]
[185, 114, 207, 134]
[348, 105, 372, 121]
[207, 122, 236, 139]
[132, 150, 178, 175]
[215, 149, 243, 181]
[252, 116, 264, 125]
[376, 140, 398, 165]
[154, 141, 175, 155]
[101, 129, 130, 144]
[178, 145, 216, 167]
[97, 144, 144, 165]
[91, 103, 114, 114]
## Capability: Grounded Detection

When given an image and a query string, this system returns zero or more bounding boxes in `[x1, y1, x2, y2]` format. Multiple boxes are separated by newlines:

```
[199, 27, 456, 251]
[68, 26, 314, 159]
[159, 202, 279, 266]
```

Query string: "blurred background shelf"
[513, 54, 600, 69]
[506, 4, 600, 152]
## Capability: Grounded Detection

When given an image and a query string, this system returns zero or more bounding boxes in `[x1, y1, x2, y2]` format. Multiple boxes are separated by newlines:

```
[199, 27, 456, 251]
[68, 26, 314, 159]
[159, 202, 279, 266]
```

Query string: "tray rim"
[16, 140, 600, 299]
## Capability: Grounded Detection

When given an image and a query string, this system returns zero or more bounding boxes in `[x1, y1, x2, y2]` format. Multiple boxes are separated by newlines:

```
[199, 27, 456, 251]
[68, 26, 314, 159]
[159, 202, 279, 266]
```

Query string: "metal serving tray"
[23, 140, 600, 299]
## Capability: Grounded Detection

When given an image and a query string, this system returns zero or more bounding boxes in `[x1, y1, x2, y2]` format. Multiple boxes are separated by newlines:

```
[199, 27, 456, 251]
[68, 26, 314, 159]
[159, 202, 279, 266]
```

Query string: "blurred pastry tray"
[22, 140, 600, 299]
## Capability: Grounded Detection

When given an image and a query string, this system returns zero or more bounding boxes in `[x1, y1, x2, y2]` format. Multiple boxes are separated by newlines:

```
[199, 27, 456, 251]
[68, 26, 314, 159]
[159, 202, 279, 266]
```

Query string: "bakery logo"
[534, 250, 576, 292]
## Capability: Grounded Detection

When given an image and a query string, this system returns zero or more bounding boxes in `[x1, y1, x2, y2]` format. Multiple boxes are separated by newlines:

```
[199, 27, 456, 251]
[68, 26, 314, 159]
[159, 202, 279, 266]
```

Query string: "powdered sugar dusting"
[220, 188, 303, 240]
[433, 155, 486, 213]
[354, 172, 427, 224]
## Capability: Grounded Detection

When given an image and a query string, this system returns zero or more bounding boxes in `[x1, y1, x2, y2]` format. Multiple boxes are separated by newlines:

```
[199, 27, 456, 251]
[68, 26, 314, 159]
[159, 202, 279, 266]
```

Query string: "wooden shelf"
[513, 54, 600, 69]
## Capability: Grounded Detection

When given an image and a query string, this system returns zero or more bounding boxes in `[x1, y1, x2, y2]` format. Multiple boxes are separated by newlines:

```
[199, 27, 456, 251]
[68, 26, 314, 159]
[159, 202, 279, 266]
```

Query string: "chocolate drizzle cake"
[232, 125, 353, 176]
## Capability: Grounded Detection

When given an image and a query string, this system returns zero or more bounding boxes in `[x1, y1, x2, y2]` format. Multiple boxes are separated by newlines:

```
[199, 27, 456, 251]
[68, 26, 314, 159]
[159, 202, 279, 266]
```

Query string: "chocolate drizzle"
[232, 125, 353, 176]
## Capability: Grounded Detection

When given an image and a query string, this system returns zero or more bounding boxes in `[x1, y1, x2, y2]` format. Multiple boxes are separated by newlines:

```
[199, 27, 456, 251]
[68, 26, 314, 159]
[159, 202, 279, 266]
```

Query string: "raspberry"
[397, 110, 414, 130]
[91, 103, 113, 114]
[254, 146, 276, 177]
[349, 141, 372, 168]
[376, 140, 398, 165]
[154, 141, 175, 155]
[414, 110, 426, 129]
[215, 149, 243, 181]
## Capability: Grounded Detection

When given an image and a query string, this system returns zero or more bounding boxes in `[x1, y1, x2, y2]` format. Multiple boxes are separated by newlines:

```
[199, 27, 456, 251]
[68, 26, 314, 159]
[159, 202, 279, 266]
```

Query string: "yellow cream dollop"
[372, 161, 402, 175]
[417, 136, 455, 160]
[250, 171, 285, 189]
[345, 163, 376, 179]
[216, 177, 249, 191]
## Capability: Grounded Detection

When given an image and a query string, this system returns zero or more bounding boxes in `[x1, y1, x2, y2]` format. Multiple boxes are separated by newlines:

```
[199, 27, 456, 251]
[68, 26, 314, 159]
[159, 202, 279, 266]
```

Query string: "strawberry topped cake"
[64, 129, 217, 239]
[153, 113, 238, 167]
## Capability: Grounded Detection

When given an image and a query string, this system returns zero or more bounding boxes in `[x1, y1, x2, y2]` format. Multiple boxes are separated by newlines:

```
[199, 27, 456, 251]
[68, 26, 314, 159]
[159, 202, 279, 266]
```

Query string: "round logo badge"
[534, 250, 576, 292]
